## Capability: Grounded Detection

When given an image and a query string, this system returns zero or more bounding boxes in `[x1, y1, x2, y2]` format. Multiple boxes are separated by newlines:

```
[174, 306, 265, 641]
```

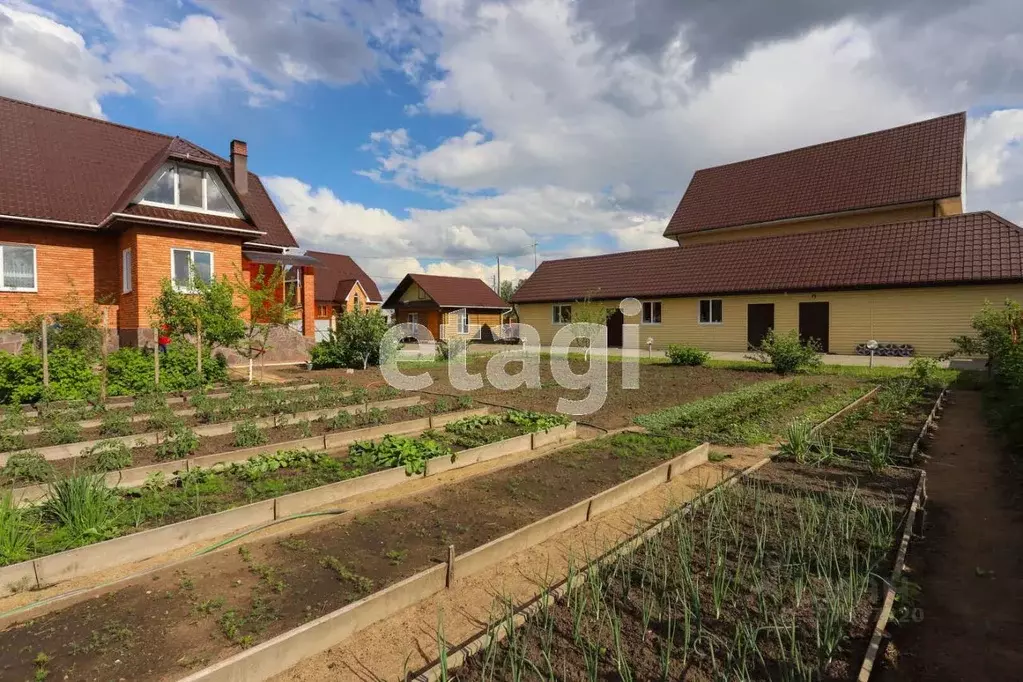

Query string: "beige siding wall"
[515, 283, 1023, 356]
[680, 202, 947, 246]
[440, 310, 504, 340]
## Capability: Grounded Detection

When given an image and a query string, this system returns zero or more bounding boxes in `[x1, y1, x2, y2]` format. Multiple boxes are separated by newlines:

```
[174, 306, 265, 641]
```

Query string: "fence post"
[100, 308, 109, 404]
[446, 544, 456, 588]
[153, 327, 160, 387]
[41, 316, 49, 387]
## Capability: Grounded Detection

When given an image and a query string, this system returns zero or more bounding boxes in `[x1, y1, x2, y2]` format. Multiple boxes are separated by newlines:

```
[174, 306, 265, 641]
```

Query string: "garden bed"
[445, 459, 919, 681]
[636, 376, 870, 444]
[816, 377, 943, 461]
[0, 397, 474, 487]
[0, 431, 702, 681]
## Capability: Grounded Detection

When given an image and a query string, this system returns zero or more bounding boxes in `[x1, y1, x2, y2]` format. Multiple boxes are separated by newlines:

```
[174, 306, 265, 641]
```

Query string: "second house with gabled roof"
[383, 274, 510, 342]
[511, 113, 1023, 356]
[0, 95, 315, 353]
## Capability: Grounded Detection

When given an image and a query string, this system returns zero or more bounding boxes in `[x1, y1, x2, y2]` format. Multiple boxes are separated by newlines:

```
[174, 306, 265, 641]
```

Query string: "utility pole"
[531, 241, 538, 271]
[496, 255, 501, 298]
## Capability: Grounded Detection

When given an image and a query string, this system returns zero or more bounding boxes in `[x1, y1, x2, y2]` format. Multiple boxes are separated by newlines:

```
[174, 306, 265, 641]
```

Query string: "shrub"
[310, 309, 390, 369]
[43, 418, 82, 445]
[99, 409, 133, 437]
[746, 329, 821, 375]
[233, 419, 268, 448]
[107, 344, 227, 395]
[666, 344, 709, 366]
[0, 347, 99, 405]
[82, 440, 133, 472]
[908, 357, 944, 390]
[1, 451, 54, 483]
[12, 306, 104, 357]
[155, 424, 200, 460]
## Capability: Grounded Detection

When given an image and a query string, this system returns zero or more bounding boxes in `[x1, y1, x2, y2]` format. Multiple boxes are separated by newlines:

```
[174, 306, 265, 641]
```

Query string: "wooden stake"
[100, 308, 108, 404]
[41, 316, 49, 387]
[446, 544, 456, 588]
[153, 327, 160, 386]
[196, 317, 203, 381]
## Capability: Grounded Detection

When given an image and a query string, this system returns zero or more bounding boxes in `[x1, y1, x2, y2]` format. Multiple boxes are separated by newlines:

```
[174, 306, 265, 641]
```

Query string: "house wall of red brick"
[301, 267, 315, 338]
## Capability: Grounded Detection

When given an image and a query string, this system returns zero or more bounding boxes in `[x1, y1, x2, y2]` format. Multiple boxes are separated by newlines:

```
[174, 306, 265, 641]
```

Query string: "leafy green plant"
[866, 429, 892, 473]
[1, 451, 54, 483]
[155, 424, 200, 460]
[147, 407, 183, 433]
[82, 440, 133, 472]
[311, 308, 391, 369]
[0, 492, 36, 565]
[326, 411, 353, 430]
[43, 474, 121, 542]
[99, 408, 133, 437]
[349, 434, 453, 475]
[747, 329, 822, 375]
[779, 420, 815, 463]
[666, 344, 709, 366]
[908, 357, 944, 390]
[205, 449, 329, 481]
[505, 410, 571, 432]
[233, 419, 268, 448]
[133, 390, 168, 415]
[43, 417, 82, 445]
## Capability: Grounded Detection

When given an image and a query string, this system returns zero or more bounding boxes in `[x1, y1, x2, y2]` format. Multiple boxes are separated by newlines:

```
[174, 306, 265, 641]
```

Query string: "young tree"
[947, 299, 1023, 385]
[311, 307, 391, 370]
[150, 270, 246, 353]
[233, 265, 299, 381]
[499, 278, 522, 302]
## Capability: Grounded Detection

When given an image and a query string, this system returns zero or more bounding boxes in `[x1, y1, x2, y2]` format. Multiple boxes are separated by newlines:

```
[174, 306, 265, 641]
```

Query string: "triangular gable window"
[137, 162, 243, 217]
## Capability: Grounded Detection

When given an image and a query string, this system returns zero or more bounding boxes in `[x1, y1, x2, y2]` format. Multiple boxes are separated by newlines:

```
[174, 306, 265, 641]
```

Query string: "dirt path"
[881, 390, 1023, 680]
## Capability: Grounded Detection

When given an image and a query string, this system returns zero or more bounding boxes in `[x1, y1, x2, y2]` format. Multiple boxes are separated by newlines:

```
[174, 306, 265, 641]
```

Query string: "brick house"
[512, 113, 1023, 355]
[0, 95, 315, 359]
[305, 251, 382, 340]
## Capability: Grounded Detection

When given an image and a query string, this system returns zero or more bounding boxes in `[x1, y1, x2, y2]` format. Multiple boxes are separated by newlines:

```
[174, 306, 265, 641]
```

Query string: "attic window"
[138, 162, 241, 216]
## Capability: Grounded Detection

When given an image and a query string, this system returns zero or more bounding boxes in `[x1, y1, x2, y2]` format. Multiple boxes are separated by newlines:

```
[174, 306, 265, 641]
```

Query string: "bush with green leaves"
[310, 308, 391, 369]
[12, 307, 104, 357]
[1, 451, 54, 483]
[43, 417, 82, 445]
[106, 344, 228, 395]
[0, 347, 100, 405]
[233, 419, 268, 448]
[82, 440, 133, 472]
[155, 424, 200, 460]
[666, 344, 710, 366]
[746, 329, 822, 375]
[349, 434, 453, 475]
[99, 408, 133, 437]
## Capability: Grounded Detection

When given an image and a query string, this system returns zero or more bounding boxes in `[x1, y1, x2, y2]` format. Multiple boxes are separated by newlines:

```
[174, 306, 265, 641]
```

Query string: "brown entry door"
[606, 310, 624, 348]
[799, 302, 830, 353]
[747, 304, 775, 349]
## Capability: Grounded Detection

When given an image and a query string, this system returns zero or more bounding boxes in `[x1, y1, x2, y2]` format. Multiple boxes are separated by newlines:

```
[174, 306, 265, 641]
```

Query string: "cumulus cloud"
[0, 2, 127, 116]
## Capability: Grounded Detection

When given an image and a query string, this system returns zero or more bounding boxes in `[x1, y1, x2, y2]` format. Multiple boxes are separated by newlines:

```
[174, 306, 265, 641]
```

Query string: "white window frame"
[0, 243, 38, 293]
[137, 162, 243, 217]
[407, 312, 419, 325]
[455, 309, 469, 335]
[642, 300, 662, 325]
[121, 247, 133, 294]
[171, 248, 215, 293]
[552, 304, 572, 325]
[698, 299, 723, 325]
[284, 265, 302, 308]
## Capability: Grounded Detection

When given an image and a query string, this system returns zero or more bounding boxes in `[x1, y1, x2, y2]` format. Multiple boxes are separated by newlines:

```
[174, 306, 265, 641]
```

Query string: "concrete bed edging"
[20, 384, 335, 436]
[0, 419, 571, 598]
[856, 471, 927, 682]
[0, 395, 421, 464]
[9, 408, 492, 506]
[174, 440, 707, 682]
[909, 389, 946, 463]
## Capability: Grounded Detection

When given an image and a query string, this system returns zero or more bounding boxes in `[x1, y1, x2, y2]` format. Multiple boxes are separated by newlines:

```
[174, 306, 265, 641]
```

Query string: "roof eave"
[107, 212, 266, 238]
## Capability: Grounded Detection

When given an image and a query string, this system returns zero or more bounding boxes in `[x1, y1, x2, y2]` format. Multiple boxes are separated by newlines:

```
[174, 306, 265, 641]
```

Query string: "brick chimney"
[231, 139, 248, 195]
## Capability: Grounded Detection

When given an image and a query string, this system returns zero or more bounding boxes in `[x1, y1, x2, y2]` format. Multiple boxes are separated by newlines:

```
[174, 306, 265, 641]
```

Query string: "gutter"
[107, 212, 266, 237]
[0, 214, 100, 230]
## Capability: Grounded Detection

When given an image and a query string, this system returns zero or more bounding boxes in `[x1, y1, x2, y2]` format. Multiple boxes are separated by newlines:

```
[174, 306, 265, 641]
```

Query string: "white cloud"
[0, 3, 127, 117]
[967, 109, 1023, 190]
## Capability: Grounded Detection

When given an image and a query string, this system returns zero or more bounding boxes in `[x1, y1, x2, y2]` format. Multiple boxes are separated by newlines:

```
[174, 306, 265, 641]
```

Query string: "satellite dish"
[866, 340, 879, 350]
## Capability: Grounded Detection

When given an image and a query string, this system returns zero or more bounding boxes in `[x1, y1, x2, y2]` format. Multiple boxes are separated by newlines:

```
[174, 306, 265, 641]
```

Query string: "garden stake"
[153, 326, 160, 386]
[41, 316, 49, 387]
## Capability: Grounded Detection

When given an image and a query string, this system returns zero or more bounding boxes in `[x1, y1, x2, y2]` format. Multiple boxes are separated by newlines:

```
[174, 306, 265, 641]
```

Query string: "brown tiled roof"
[664, 113, 966, 238]
[0, 95, 297, 247]
[306, 251, 383, 303]
[383, 274, 510, 309]
[512, 212, 1023, 302]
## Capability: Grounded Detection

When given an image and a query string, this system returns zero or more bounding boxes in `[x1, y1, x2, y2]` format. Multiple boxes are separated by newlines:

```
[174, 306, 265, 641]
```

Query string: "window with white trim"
[456, 309, 470, 334]
[139, 162, 241, 216]
[284, 265, 302, 307]
[352, 293, 361, 310]
[699, 299, 723, 324]
[407, 312, 419, 325]
[121, 247, 133, 294]
[552, 304, 572, 324]
[0, 244, 37, 292]
[171, 248, 214, 292]
[642, 301, 662, 324]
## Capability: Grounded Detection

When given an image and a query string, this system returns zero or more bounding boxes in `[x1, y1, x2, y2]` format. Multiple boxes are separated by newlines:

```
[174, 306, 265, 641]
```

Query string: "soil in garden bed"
[1, 401, 463, 485]
[0, 432, 697, 681]
[453, 459, 919, 682]
[818, 384, 940, 459]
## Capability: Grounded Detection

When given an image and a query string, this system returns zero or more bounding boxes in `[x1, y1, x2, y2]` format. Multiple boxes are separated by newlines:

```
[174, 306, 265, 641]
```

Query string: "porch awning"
[242, 250, 321, 267]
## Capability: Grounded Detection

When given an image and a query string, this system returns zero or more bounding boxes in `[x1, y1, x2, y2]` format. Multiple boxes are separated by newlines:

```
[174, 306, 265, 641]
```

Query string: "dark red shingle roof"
[383, 274, 509, 309]
[0, 95, 297, 247]
[664, 113, 966, 237]
[305, 251, 382, 303]
[512, 212, 1023, 302]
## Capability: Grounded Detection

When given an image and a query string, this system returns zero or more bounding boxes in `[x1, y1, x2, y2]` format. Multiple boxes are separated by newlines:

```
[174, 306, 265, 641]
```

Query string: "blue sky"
[1, 0, 1022, 295]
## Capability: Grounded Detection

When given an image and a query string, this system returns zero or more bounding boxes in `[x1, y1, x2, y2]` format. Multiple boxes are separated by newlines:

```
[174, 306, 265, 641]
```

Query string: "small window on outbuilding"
[642, 301, 662, 324]
[699, 299, 723, 324]
[552, 304, 572, 324]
